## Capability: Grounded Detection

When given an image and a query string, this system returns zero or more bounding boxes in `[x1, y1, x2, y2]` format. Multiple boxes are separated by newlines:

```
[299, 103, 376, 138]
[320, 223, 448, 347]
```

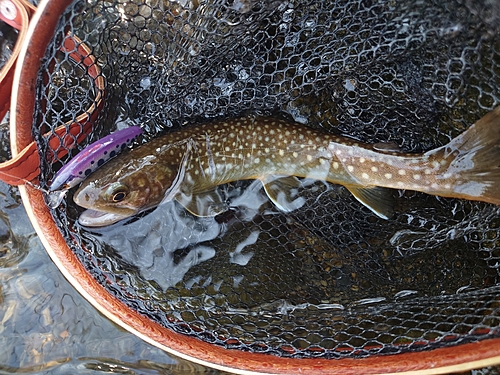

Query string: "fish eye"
[105, 183, 129, 203]
[112, 190, 127, 202]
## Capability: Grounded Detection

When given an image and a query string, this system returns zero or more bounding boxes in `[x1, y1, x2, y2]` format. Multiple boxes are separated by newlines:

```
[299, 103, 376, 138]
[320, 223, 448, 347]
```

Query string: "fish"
[73, 108, 500, 227]
[47, 126, 142, 208]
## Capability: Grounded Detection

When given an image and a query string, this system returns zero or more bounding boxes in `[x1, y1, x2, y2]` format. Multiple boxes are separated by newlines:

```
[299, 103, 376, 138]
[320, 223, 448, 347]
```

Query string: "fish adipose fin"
[346, 186, 395, 219]
[175, 188, 228, 217]
[372, 141, 401, 153]
[260, 176, 306, 212]
[429, 106, 500, 205]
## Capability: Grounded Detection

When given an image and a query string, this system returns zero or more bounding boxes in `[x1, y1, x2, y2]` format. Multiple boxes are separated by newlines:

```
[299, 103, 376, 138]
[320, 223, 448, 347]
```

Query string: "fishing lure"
[47, 126, 142, 208]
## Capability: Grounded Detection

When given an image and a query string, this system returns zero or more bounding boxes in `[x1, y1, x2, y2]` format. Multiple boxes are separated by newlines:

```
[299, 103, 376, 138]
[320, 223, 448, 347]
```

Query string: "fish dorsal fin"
[346, 186, 394, 219]
[260, 175, 306, 212]
[372, 142, 401, 153]
[175, 188, 227, 217]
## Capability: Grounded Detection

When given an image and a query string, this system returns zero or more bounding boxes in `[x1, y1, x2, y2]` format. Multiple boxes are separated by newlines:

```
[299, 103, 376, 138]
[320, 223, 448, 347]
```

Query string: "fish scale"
[73, 110, 500, 227]
[152, 119, 420, 188]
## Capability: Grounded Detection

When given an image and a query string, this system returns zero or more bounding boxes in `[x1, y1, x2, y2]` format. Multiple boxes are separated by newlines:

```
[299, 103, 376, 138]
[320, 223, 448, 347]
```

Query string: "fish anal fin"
[175, 188, 227, 217]
[346, 186, 394, 219]
[261, 175, 306, 212]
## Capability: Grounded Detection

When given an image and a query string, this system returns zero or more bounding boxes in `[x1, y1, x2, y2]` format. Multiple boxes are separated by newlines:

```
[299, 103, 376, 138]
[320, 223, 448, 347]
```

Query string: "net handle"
[0, 0, 104, 185]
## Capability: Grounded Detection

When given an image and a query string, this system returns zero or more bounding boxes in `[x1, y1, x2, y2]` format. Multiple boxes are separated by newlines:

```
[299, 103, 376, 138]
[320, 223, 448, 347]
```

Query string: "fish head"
[73, 158, 179, 227]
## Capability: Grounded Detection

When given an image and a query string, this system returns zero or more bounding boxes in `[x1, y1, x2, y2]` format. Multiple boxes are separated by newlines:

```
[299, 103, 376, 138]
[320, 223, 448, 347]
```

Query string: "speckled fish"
[74, 108, 500, 227]
[47, 126, 142, 208]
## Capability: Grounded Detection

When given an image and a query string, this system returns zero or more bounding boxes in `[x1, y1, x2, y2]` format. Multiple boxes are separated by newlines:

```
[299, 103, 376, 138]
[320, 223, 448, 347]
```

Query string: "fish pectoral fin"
[261, 175, 306, 212]
[346, 186, 394, 220]
[175, 188, 228, 217]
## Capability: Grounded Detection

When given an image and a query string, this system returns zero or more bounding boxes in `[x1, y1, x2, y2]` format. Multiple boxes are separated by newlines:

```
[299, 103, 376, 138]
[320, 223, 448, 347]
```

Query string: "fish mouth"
[78, 209, 132, 227]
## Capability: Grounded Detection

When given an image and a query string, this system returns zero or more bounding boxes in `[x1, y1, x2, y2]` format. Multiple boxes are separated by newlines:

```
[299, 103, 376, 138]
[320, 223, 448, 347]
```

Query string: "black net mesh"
[32, 0, 500, 359]
[0, 22, 17, 71]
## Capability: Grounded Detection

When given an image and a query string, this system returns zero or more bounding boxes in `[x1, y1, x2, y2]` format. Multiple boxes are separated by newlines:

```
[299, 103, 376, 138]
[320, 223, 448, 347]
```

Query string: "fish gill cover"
[33, 0, 500, 358]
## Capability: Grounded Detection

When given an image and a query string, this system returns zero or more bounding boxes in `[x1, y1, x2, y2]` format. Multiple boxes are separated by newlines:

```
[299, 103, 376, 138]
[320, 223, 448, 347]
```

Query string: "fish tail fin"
[433, 106, 500, 205]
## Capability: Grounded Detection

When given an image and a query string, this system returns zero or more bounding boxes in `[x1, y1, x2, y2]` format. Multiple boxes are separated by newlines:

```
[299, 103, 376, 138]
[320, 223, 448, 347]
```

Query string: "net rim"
[0, 0, 29, 120]
[9, 0, 500, 373]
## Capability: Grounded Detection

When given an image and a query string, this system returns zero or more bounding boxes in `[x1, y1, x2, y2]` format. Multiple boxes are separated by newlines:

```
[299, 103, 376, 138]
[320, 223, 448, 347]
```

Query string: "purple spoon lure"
[48, 126, 143, 208]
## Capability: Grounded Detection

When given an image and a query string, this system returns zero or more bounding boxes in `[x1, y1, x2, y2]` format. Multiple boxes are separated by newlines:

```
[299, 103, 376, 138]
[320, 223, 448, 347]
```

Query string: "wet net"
[33, 0, 500, 359]
[0, 23, 17, 70]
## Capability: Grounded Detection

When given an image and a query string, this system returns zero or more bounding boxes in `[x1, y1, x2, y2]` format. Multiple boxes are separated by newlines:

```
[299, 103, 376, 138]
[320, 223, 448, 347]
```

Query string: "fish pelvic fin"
[260, 175, 306, 212]
[429, 106, 500, 205]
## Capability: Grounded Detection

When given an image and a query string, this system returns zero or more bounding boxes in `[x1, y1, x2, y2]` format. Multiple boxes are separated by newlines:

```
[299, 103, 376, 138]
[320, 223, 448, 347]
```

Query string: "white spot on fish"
[398, 170, 406, 176]
[371, 166, 378, 172]
[362, 173, 369, 179]
[332, 161, 339, 169]
[359, 157, 365, 163]
[385, 173, 392, 179]
[347, 165, 354, 172]
[413, 174, 421, 180]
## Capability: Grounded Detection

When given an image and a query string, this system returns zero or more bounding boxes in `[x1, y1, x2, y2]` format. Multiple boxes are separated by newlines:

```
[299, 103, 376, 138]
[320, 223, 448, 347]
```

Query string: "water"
[0, 182, 233, 374]
[0, 132, 498, 375]
[0, 185, 497, 374]
[0, 122, 230, 374]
